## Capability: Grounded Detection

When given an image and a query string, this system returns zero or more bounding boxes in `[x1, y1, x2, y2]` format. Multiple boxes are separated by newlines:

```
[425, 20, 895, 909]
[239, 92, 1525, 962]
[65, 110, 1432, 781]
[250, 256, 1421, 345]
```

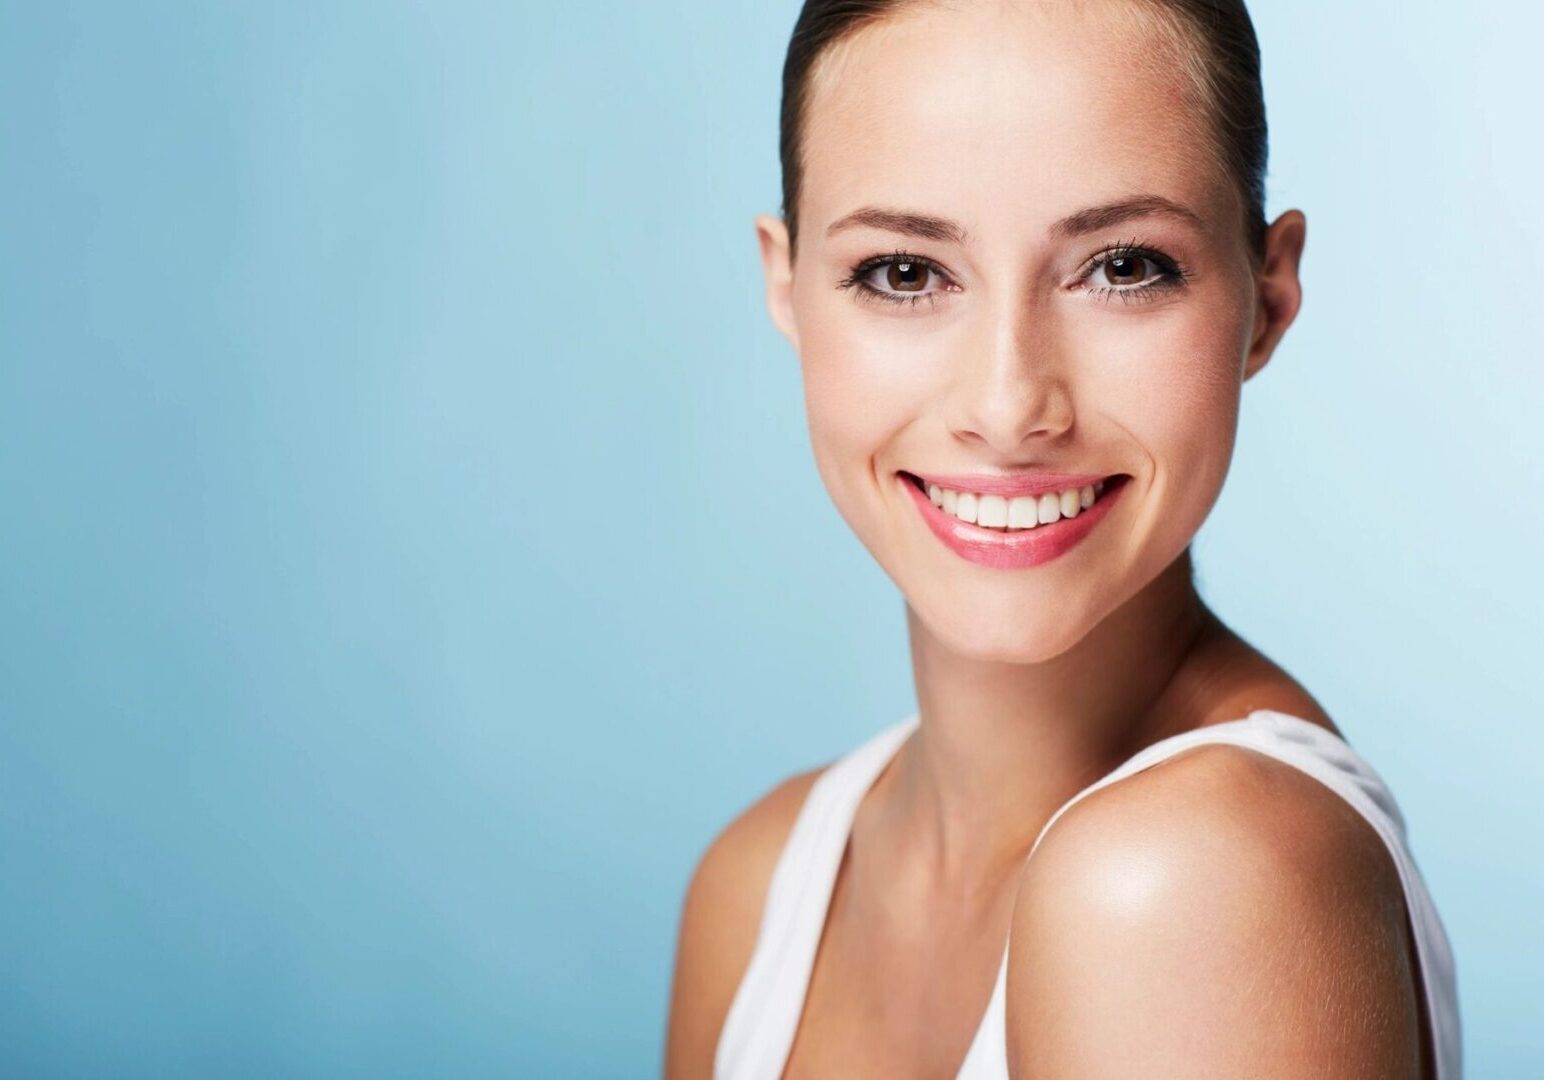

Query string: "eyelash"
[835, 238, 1190, 310]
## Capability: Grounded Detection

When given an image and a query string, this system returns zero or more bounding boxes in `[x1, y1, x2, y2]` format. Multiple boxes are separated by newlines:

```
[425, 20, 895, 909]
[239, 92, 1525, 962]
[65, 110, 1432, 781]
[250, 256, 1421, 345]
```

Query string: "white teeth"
[976, 494, 1008, 527]
[917, 474, 1116, 532]
[1037, 492, 1060, 525]
[1007, 495, 1039, 528]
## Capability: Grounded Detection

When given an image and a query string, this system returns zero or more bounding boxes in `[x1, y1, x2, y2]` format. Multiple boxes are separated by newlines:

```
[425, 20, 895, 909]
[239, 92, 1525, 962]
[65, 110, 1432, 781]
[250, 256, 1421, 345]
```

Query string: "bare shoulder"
[1006, 739, 1424, 1078]
[662, 761, 828, 1079]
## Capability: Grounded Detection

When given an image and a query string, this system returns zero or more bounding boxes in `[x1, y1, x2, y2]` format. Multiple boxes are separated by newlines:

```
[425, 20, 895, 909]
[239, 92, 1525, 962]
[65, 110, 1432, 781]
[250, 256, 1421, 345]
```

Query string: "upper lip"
[903, 469, 1119, 497]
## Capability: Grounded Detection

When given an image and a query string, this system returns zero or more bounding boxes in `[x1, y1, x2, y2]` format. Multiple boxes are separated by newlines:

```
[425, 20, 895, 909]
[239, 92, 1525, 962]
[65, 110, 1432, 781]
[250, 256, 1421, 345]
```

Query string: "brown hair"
[777, 0, 1269, 264]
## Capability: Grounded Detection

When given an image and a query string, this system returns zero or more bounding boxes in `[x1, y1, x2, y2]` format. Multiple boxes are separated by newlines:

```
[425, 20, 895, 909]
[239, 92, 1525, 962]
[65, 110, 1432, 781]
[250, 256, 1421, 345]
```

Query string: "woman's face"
[756, 0, 1303, 663]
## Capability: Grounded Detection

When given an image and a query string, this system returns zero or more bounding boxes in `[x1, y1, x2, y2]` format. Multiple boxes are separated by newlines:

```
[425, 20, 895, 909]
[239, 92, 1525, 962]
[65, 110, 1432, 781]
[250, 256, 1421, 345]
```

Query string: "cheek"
[795, 302, 942, 488]
[1078, 308, 1245, 507]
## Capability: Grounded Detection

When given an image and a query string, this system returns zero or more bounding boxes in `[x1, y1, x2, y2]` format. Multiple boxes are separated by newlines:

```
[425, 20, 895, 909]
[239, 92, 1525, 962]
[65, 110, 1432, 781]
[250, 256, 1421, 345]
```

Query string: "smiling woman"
[664, 1, 1460, 1078]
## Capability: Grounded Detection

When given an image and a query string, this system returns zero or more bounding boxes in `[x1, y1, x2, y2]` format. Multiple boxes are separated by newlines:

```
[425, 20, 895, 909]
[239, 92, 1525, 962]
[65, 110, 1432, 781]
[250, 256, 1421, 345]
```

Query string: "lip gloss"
[899, 472, 1128, 570]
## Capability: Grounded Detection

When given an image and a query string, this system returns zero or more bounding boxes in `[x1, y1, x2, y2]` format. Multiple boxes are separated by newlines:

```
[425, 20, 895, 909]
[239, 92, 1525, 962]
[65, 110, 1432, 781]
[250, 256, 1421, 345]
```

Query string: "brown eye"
[1101, 254, 1150, 286]
[1080, 245, 1185, 304]
[886, 260, 929, 292]
[839, 253, 957, 309]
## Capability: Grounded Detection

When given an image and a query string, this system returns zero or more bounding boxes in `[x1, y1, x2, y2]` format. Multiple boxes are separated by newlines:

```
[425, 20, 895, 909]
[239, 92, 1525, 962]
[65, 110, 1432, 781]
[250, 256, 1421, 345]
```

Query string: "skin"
[665, 1, 1428, 1076]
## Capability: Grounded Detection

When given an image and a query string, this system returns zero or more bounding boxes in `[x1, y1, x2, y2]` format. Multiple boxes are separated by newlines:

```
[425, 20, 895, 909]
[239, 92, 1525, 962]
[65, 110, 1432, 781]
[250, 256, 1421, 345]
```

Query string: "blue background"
[2, 1, 1539, 1075]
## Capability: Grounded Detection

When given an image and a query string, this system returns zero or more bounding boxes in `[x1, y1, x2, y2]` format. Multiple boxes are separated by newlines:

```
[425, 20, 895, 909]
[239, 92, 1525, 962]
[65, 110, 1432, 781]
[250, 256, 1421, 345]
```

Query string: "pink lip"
[899, 471, 1129, 570]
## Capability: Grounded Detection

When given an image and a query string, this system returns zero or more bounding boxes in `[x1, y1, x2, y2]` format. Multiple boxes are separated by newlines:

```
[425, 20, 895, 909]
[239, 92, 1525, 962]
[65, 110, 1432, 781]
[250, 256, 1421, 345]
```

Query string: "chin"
[917, 597, 1095, 665]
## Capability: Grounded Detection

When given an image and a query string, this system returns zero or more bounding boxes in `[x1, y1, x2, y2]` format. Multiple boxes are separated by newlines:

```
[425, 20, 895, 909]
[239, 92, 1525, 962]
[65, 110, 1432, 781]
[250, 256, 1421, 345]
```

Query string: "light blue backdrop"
[1, 1, 1538, 1075]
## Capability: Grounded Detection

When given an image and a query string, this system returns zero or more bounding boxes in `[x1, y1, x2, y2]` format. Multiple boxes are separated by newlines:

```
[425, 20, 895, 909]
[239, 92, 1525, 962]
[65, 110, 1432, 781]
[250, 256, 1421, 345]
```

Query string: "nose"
[946, 301, 1076, 455]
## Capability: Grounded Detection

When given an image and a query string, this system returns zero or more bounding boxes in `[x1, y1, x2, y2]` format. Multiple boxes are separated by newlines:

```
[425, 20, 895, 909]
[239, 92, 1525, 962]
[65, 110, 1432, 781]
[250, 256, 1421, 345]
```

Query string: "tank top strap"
[714, 713, 920, 1080]
[1027, 707, 1406, 854]
[960, 708, 1461, 1080]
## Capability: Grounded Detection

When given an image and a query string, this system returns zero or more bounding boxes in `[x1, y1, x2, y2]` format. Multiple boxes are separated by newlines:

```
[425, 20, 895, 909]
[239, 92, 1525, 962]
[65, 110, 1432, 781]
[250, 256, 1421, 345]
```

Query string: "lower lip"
[899, 472, 1128, 570]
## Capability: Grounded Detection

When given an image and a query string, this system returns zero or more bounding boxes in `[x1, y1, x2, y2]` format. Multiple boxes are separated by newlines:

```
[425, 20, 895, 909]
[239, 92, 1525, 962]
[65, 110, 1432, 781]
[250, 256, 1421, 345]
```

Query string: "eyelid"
[845, 250, 955, 285]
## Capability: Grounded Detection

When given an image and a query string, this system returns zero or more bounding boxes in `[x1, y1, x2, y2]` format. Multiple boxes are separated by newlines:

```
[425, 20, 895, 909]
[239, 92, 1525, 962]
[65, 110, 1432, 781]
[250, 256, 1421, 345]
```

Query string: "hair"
[778, 0, 1269, 265]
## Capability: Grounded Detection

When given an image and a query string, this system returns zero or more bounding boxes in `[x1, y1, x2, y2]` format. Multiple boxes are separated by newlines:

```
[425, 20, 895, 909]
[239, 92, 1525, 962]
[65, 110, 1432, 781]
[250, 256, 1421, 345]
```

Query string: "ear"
[1243, 209, 1307, 382]
[754, 212, 799, 351]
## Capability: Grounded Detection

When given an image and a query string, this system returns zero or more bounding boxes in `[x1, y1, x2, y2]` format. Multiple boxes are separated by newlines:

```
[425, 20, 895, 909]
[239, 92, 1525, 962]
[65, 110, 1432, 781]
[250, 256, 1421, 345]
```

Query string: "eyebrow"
[824, 194, 1206, 244]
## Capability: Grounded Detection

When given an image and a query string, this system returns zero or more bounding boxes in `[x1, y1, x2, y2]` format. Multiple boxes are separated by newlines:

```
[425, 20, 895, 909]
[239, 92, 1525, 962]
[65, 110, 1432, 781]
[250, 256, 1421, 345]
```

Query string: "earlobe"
[1242, 209, 1307, 383]
[754, 213, 799, 350]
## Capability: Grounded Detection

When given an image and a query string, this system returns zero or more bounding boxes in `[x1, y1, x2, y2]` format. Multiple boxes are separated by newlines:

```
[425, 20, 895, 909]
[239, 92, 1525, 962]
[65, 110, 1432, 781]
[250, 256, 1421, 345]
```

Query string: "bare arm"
[663, 766, 825, 1079]
[1005, 744, 1424, 1079]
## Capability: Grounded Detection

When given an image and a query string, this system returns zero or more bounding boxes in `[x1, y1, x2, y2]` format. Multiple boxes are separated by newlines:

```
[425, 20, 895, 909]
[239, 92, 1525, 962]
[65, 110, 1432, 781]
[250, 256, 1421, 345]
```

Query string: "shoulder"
[677, 763, 828, 944]
[663, 761, 828, 1079]
[1006, 739, 1424, 1078]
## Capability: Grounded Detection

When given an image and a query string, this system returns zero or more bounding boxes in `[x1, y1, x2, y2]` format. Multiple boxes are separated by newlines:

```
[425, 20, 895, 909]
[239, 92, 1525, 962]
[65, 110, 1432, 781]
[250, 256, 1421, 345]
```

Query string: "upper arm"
[1005, 744, 1423, 1079]
[663, 765, 826, 1080]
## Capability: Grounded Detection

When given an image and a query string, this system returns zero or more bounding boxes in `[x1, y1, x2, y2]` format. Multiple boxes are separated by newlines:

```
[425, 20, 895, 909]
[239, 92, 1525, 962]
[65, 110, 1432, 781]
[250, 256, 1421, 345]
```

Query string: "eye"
[837, 251, 959, 310]
[1079, 240, 1188, 305]
[1097, 253, 1158, 286]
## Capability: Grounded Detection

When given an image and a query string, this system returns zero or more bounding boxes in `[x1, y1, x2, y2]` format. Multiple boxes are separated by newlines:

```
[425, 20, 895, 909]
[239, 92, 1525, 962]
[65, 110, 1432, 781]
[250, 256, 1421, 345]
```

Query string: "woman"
[665, 1, 1460, 1076]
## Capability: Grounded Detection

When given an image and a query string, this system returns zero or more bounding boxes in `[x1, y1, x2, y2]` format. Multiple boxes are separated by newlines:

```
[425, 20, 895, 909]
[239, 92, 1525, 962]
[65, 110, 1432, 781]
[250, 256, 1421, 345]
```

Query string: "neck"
[886, 547, 1220, 885]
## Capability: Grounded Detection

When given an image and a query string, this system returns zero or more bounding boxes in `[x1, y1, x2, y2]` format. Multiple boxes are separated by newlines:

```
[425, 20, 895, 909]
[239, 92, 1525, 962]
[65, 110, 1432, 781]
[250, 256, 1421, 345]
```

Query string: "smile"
[898, 470, 1130, 570]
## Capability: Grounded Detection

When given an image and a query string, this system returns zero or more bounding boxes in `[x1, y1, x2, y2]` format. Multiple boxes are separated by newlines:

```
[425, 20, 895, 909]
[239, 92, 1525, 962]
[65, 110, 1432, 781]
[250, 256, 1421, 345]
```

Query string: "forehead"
[801, 0, 1231, 242]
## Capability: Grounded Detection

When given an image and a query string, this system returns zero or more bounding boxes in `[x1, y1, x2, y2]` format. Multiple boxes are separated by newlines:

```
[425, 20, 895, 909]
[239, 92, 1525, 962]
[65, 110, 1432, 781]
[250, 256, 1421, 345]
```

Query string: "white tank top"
[714, 709, 1461, 1079]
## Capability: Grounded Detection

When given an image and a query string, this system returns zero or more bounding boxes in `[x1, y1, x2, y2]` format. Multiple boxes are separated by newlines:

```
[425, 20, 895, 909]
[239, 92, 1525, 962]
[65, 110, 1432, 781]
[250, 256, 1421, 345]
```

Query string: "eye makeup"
[835, 249, 956, 310]
[834, 237, 1190, 309]
[1078, 236, 1190, 305]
